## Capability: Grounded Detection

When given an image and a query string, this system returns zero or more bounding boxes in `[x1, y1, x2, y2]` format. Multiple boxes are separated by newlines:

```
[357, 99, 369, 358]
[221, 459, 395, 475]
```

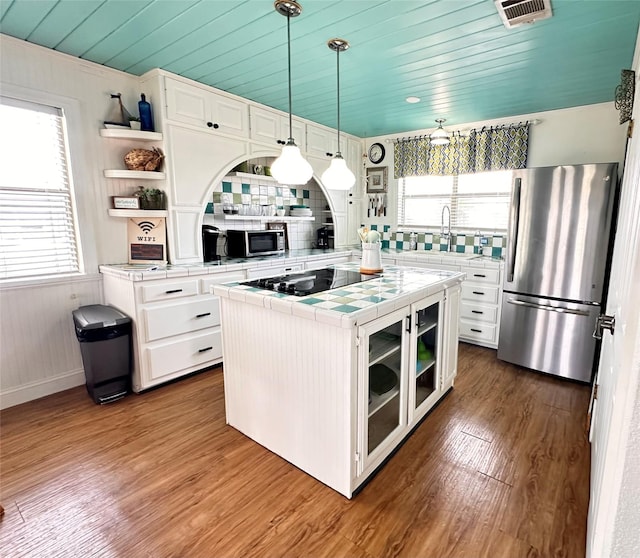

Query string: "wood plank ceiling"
[1, 0, 639, 137]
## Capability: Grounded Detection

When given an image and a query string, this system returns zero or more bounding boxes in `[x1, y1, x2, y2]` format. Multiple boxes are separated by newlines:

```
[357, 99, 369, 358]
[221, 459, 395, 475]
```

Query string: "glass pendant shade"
[430, 118, 450, 146]
[273, 0, 313, 186]
[324, 37, 354, 190]
[270, 140, 313, 185]
[321, 153, 355, 190]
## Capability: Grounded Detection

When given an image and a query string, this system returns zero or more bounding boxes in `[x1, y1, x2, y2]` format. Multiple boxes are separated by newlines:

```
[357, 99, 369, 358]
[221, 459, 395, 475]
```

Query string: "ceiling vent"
[494, 0, 552, 28]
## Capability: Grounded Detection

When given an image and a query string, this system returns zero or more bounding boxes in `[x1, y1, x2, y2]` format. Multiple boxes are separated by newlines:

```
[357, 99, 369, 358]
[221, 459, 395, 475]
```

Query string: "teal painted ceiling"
[1, 0, 639, 137]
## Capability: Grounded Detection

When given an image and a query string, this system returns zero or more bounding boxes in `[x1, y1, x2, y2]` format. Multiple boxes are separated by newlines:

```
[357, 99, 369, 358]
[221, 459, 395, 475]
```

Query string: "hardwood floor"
[0, 344, 591, 558]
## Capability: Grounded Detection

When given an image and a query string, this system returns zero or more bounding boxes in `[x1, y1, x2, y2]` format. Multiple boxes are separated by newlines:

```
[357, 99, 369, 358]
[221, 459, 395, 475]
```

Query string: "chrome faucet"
[441, 205, 451, 252]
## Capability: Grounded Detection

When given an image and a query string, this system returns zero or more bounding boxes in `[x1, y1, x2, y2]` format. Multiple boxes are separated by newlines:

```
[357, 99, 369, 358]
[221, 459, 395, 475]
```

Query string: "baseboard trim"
[0, 369, 85, 410]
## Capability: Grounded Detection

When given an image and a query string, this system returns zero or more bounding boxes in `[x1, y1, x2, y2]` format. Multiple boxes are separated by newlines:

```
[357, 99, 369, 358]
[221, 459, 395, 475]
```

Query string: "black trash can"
[72, 304, 132, 404]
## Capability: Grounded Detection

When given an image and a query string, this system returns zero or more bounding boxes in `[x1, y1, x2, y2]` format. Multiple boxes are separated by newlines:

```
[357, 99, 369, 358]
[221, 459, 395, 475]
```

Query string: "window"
[397, 170, 513, 232]
[0, 96, 81, 280]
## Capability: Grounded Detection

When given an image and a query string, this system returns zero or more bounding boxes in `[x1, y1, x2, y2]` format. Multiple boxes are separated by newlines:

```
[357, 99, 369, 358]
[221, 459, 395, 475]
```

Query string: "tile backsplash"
[368, 224, 506, 258]
[205, 173, 327, 252]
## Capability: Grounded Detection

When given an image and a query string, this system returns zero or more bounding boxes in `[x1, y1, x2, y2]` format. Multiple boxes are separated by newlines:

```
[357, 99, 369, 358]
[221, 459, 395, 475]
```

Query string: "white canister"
[361, 242, 383, 274]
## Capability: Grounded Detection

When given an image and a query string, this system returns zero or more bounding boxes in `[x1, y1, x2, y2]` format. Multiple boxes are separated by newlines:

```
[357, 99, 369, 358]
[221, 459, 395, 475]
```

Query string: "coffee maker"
[316, 226, 329, 249]
[202, 225, 220, 262]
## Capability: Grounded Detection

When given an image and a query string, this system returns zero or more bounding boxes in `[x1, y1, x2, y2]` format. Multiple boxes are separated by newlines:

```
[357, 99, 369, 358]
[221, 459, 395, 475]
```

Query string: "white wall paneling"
[0, 275, 103, 409]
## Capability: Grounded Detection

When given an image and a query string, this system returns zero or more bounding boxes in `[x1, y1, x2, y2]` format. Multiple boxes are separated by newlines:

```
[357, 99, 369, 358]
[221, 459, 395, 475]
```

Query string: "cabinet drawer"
[147, 330, 222, 380]
[141, 279, 198, 303]
[464, 268, 500, 284]
[461, 284, 499, 304]
[143, 298, 220, 341]
[201, 272, 246, 294]
[459, 320, 497, 343]
[460, 302, 498, 323]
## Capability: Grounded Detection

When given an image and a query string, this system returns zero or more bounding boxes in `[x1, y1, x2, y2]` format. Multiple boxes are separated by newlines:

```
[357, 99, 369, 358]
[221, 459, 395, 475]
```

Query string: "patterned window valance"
[394, 122, 529, 178]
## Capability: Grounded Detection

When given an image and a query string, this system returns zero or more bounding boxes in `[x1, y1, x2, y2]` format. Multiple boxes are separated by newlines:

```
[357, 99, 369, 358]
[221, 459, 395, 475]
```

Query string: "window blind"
[397, 171, 512, 232]
[0, 96, 80, 280]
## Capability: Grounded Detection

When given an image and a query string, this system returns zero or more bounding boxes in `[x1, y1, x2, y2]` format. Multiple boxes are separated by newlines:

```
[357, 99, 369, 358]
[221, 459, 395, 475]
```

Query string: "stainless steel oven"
[226, 229, 285, 258]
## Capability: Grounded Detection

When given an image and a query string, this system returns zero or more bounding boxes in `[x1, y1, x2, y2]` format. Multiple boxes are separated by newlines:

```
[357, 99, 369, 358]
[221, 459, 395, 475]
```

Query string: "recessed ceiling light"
[406, 96, 420, 103]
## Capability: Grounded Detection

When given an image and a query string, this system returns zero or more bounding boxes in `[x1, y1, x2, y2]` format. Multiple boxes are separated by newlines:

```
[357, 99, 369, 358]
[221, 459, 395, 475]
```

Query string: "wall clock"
[368, 142, 385, 164]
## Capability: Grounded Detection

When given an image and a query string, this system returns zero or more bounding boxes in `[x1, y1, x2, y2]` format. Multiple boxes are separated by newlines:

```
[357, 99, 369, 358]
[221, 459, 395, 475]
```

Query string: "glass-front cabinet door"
[409, 293, 444, 422]
[357, 308, 408, 475]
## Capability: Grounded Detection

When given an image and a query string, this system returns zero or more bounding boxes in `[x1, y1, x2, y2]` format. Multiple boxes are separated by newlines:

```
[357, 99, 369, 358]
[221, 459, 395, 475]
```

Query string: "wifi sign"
[137, 221, 156, 234]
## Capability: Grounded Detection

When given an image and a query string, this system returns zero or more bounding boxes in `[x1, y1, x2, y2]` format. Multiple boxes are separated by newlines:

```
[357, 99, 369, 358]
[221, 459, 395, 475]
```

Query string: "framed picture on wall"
[366, 166, 388, 193]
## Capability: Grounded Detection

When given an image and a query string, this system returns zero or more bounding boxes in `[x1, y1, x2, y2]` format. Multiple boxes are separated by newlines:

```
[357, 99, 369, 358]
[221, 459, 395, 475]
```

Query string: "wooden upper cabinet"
[249, 105, 305, 148]
[306, 123, 338, 159]
[164, 77, 249, 138]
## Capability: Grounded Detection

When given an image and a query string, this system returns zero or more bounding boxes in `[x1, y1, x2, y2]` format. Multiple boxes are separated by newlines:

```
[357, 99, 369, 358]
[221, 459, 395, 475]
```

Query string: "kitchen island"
[213, 262, 465, 498]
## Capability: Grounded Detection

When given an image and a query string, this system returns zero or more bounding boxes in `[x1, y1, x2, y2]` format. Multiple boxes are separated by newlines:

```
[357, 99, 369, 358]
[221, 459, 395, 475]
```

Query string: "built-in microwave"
[226, 229, 285, 258]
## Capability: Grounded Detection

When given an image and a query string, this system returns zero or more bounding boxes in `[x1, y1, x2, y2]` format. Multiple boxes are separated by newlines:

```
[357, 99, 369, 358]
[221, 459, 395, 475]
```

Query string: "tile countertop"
[98, 248, 353, 281]
[99, 247, 502, 282]
[213, 262, 466, 329]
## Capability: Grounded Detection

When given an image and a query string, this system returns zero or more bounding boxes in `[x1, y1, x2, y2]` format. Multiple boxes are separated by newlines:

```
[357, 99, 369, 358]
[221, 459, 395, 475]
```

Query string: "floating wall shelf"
[100, 129, 163, 141]
[103, 170, 166, 180]
[108, 209, 168, 218]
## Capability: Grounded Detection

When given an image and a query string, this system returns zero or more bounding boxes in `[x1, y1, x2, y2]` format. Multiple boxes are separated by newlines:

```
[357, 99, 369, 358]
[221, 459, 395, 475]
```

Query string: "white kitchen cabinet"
[246, 262, 303, 280]
[165, 77, 249, 138]
[249, 105, 305, 148]
[102, 271, 240, 392]
[216, 266, 463, 498]
[395, 255, 503, 349]
[304, 255, 351, 270]
[357, 290, 454, 477]
[459, 264, 502, 348]
[306, 123, 338, 158]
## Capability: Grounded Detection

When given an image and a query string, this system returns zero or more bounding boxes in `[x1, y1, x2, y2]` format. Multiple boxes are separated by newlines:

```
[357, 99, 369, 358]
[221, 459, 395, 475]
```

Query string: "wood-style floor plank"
[0, 344, 591, 558]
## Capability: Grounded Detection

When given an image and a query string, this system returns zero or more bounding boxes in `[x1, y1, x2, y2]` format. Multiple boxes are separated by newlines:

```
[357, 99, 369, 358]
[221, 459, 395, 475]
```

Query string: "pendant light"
[271, 0, 313, 186]
[321, 38, 355, 190]
[430, 118, 450, 146]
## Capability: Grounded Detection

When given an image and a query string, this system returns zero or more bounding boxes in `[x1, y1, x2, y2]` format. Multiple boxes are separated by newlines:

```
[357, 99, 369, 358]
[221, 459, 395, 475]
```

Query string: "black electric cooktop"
[242, 267, 380, 296]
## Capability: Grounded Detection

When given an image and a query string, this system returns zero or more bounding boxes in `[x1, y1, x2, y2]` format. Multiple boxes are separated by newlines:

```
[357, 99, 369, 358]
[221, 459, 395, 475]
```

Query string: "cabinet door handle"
[470, 328, 482, 333]
[198, 346, 213, 353]
[473, 273, 486, 278]
[472, 291, 485, 295]
[471, 310, 484, 314]
[196, 312, 211, 318]
[165, 288, 183, 294]
[406, 315, 412, 333]
[206, 122, 220, 129]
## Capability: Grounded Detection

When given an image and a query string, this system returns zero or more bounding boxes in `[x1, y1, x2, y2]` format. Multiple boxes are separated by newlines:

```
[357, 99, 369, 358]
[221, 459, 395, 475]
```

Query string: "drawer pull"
[198, 346, 213, 353]
[470, 328, 482, 333]
[472, 291, 485, 295]
[196, 312, 211, 318]
[471, 310, 484, 314]
[473, 273, 486, 278]
[165, 288, 183, 294]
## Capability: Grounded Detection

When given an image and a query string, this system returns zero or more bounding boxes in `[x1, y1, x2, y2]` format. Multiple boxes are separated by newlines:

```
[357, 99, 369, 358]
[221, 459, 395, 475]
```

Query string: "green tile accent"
[242, 183, 250, 194]
[213, 192, 222, 203]
[290, 188, 296, 197]
[205, 202, 213, 214]
[222, 181, 232, 193]
[395, 240, 403, 249]
[233, 193, 242, 203]
[300, 297, 323, 305]
[332, 304, 360, 313]
[465, 236, 474, 246]
[303, 190, 310, 199]
[492, 246, 502, 257]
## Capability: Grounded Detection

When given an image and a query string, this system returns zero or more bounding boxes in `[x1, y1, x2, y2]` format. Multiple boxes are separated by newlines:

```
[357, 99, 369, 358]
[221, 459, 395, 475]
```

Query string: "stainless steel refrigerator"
[497, 163, 618, 382]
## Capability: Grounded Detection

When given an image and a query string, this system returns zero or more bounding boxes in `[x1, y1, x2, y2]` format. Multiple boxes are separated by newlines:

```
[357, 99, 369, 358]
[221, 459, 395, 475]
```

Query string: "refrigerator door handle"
[506, 177, 521, 282]
[506, 297, 590, 317]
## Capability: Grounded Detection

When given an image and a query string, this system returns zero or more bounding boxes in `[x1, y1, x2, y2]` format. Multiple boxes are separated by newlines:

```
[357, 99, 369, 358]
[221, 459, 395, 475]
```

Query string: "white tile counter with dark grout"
[213, 262, 465, 498]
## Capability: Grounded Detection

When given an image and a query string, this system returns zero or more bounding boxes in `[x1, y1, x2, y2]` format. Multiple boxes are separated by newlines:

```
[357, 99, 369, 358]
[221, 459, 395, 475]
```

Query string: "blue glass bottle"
[138, 94, 154, 132]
